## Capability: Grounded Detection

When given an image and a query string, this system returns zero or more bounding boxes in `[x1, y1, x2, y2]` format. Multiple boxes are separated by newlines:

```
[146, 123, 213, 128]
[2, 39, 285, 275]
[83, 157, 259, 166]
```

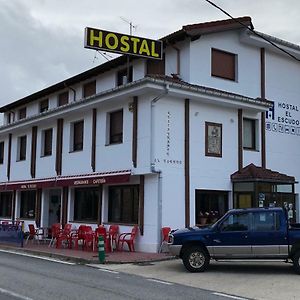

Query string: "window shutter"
[40, 99, 49, 113]
[83, 81, 96, 97]
[58, 92, 69, 106]
[19, 108, 26, 120]
[211, 49, 236, 81]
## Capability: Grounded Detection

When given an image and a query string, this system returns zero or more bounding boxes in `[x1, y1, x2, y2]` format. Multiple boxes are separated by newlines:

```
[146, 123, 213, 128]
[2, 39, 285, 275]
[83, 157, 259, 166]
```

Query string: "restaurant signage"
[84, 27, 163, 60]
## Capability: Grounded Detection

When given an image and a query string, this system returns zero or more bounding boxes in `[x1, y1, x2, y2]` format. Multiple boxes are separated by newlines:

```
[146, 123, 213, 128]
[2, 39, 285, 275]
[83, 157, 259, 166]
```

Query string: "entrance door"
[48, 190, 61, 227]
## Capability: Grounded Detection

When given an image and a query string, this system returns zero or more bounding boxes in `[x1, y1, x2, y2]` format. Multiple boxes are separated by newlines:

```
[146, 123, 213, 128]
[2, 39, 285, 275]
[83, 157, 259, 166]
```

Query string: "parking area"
[95, 259, 299, 300]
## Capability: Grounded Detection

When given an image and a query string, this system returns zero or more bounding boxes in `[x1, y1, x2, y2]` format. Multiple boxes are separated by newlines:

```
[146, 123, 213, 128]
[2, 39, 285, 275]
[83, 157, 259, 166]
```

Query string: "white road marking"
[213, 292, 248, 300]
[147, 278, 173, 285]
[0, 287, 34, 300]
[97, 268, 119, 274]
[0, 249, 76, 265]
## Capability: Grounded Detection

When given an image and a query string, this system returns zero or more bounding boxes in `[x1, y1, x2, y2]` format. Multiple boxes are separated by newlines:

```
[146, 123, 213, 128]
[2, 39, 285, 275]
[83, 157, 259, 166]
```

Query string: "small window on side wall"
[83, 81, 96, 98]
[211, 48, 236, 81]
[243, 118, 257, 150]
[0, 141, 4, 164]
[18, 107, 26, 120]
[205, 122, 222, 157]
[72, 120, 84, 151]
[42, 128, 53, 156]
[18, 135, 27, 161]
[109, 110, 123, 144]
[39, 99, 49, 113]
[58, 91, 69, 106]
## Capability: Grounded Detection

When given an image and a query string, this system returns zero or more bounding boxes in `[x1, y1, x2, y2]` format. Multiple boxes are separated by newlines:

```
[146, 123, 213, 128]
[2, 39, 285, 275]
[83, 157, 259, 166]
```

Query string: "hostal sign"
[84, 27, 163, 60]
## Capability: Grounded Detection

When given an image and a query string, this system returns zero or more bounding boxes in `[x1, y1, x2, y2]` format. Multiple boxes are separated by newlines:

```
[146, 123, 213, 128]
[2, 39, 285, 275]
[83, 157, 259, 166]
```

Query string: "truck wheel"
[182, 246, 210, 272]
[292, 251, 300, 274]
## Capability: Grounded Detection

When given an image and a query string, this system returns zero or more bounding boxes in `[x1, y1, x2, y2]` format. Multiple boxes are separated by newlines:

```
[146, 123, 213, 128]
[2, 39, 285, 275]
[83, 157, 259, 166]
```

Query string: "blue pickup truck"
[168, 207, 300, 274]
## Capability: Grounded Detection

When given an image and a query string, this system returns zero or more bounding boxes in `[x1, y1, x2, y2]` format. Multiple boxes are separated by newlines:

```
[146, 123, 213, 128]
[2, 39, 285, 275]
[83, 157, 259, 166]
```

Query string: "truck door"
[250, 211, 288, 257]
[211, 212, 252, 258]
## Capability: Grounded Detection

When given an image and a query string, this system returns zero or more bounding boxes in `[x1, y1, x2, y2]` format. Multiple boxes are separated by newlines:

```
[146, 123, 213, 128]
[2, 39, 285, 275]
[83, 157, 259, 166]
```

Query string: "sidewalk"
[0, 242, 174, 264]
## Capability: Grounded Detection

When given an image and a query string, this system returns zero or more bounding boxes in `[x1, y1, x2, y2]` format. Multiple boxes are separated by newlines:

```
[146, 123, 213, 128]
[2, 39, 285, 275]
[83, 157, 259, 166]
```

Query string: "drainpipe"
[150, 84, 169, 251]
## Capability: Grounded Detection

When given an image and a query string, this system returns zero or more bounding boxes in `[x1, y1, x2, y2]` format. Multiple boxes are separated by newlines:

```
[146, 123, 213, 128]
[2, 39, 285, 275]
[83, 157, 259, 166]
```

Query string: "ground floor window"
[0, 192, 12, 218]
[74, 188, 99, 222]
[20, 190, 36, 219]
[195, 190, 228, 225]
[108, 185, 139, 224]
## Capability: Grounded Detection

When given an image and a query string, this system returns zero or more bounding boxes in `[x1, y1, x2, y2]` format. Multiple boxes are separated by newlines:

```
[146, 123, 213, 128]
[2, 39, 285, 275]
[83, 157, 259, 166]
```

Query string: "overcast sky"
[0, 0, 300, 110]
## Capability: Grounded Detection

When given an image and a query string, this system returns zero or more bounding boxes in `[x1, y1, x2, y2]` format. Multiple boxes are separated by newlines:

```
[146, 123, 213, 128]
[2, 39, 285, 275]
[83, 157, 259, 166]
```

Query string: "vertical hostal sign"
[84, 27, 163, 60]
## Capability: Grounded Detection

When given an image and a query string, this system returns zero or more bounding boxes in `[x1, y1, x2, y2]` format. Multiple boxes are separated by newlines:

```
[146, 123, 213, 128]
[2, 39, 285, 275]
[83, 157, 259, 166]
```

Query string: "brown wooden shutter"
[19, 107, 26, 120]
[110, 110, 123, 144]
[73, 121, 84, 151]
[58, 91, 69, 106]
[83, 81, 96, 97]
[211, 49, 236, 81]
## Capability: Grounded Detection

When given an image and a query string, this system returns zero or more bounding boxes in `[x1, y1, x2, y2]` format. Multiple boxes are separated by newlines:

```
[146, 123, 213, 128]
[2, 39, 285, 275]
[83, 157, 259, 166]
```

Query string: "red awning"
[0, 170, 131, 191]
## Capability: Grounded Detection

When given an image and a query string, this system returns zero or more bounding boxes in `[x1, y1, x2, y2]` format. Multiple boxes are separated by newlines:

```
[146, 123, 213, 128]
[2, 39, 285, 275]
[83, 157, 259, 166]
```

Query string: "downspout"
[150, 84, 169, 251]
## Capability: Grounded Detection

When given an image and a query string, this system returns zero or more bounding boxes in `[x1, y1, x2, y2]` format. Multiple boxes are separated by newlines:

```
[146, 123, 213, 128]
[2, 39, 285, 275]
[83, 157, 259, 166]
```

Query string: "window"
[39, 99, 49, 113]
[109, 110, 123, 144]
[42, 128, 53, 156]
[253, 212, 280, 231]
[220, 213, 249, 232]
[72, 120, 84, 151]
[211, 48, 236, 81]
[83, 81, 96, 98]
[117, 67, 133, 86]
[205, 122, 222, 157]
[0, 192, 12, 218]
[18, 136, 27, 161]
[20, 190, 36, 219]
[58, 91, 69, 106]
[108, 185, 139, 224]
[243, 118, 256, 150]
[73, 188, 99, 222]
[0, 141, 4, 164]
[18, 107, 26, 120]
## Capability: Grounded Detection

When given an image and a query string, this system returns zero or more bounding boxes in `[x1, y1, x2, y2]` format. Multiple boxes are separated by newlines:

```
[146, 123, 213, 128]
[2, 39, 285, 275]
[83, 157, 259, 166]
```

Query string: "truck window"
[253, 212, 280, 231]
[220, 213, 249, 232]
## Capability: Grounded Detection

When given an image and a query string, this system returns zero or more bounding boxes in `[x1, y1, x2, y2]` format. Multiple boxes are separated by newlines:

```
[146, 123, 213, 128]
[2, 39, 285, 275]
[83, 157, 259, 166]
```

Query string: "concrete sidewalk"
[0, 242, 174, 264]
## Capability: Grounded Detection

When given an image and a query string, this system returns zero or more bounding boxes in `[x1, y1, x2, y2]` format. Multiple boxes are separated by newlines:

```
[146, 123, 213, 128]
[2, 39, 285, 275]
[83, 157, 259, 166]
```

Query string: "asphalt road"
[0, 251, 236, 300]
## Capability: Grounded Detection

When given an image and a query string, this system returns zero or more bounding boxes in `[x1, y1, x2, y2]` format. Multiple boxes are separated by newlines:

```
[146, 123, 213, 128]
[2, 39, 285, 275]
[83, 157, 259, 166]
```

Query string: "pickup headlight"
[168, 233, 174, 244]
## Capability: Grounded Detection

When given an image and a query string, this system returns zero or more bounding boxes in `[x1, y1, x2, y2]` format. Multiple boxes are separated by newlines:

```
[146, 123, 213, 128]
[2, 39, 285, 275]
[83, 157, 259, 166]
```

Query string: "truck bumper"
[168, 244, 182, 256]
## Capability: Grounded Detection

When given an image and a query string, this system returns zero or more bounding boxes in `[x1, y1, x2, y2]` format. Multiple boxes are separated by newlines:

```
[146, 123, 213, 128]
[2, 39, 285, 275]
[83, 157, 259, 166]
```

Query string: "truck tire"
[292, 251, 300, 274]
[182, 245, 210, 272]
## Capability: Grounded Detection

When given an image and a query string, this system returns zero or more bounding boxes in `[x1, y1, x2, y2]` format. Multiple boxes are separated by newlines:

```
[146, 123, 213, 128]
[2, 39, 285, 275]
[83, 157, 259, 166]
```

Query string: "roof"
[231, 163, 295, 183]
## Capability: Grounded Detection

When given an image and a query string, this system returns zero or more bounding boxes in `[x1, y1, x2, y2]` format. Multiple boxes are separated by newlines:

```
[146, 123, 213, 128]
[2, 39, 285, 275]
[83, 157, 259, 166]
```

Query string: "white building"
[0, 17, 299, 252]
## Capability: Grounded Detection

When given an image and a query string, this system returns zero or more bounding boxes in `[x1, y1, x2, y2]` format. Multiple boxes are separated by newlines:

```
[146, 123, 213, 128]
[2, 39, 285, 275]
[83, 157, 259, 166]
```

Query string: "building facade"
[0, 17, 299, 252]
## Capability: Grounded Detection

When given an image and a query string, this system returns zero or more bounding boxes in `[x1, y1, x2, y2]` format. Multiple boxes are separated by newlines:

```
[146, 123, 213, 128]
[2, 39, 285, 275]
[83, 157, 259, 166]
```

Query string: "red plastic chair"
[26, 224, 44, 244]
[108, 225, 119, 251]
[56, 224, 72, 248]
[82, 226, 94, 251]
[118, 226, 139, 252]
[69, 224, 86, 250]
[48, 223, 61, 247]
[159, 227, 171, 253]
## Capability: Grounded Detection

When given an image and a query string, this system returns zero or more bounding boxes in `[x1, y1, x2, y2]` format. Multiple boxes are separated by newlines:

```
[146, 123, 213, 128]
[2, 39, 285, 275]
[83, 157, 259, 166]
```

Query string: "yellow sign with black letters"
[84, 27, 163, 60]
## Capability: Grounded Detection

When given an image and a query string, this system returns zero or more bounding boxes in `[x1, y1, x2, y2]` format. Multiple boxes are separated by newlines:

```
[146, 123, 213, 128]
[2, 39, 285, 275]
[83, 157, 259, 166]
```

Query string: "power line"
[203, 0, 300, 62]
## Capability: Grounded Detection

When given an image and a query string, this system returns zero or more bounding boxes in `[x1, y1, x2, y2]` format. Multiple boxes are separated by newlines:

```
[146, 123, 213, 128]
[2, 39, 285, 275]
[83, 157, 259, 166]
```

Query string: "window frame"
[20, 190, 36, 219]
[72, 120, 84, 152]
[211, 48, 237, 81]
[39, 99, 49, 113]
[243, 118, 257, 150]
[0, 141, 4, 164]
[58, 91, 69, 107]
[18, 135, 27, 161]
[42, 128, 53, 157]
[108, 110, 123, 145]
[18, 107, 26, 120]
[83, 80, 96, 98]
[108, 185, 139, 225]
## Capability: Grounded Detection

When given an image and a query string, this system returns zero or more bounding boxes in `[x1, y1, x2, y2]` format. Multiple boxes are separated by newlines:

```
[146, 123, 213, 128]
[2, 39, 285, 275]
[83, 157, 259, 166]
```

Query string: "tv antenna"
[120, 17, 137, 84]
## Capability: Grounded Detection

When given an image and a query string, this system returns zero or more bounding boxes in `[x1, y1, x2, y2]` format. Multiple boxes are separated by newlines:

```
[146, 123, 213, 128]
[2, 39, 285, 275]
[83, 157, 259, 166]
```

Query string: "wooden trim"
[11, 191, 16, 221]
[7, 134, 12, 180]
[184, 99, 190, 228]
[97, 185, 103, 226]
[62, 187, 68, 227]
[91, 109, 97, 172]
[139, 175, 145, 236]
[238, 109, 243, 171]
[35, 189, 42, 227]
[55, 119, 63, 175]
[30, 126, 37, 178]
[260, 48, 266, 168]
[132, 96, 138, 168]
